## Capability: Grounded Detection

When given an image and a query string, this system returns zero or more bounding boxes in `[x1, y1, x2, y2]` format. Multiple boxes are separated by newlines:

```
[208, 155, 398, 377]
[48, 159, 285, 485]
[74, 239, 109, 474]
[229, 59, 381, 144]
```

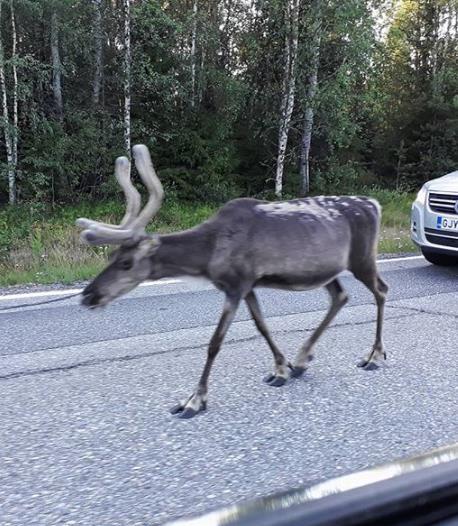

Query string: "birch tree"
[299, 0, 322, 196]
[10, 0, 17, 172]
[0, 0, 18, 204]
[93, 0, 103, 106]
[190, 0, 198, 107]
[219, 0, 234, 70]
[123, 0, 131, 156]
[50, 7, 63, 120]
[275, 0, 299, 198]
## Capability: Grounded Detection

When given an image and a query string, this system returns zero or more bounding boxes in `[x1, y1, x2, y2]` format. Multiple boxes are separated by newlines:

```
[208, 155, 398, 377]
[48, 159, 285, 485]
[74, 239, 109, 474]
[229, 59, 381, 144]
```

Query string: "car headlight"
[415, 186, 427, 205]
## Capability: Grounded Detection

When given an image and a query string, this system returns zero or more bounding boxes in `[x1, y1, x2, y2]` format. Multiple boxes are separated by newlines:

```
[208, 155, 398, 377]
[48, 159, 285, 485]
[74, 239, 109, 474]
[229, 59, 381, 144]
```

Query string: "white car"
[411, 170, 458, 265]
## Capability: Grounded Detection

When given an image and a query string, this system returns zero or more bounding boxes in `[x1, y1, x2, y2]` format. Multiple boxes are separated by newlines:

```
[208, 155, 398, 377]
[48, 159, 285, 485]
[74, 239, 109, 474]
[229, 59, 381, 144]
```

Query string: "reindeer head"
[76, 145, 164, 308]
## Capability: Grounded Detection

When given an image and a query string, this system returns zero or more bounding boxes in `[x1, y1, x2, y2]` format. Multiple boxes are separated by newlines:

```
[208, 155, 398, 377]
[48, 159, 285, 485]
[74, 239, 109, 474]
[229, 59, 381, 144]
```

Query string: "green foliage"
[1, 0, 455, 205]
[0, 0, 453, 288]
[312, 162, 371, 194]
[367, 0, 458, 189]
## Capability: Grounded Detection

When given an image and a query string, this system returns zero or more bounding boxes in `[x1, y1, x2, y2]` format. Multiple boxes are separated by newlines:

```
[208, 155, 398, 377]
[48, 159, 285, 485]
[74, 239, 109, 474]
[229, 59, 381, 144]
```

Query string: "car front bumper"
[411, 201, 458, 256]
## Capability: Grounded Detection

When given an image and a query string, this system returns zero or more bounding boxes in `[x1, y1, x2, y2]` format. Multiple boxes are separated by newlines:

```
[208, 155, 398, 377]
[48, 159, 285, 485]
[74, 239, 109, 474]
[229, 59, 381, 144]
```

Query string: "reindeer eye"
[118, 259, 133, 271]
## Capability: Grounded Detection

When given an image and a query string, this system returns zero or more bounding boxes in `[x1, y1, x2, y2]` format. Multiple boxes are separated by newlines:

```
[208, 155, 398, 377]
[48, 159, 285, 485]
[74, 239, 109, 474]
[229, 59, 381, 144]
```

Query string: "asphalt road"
[1, 256, 457, 525]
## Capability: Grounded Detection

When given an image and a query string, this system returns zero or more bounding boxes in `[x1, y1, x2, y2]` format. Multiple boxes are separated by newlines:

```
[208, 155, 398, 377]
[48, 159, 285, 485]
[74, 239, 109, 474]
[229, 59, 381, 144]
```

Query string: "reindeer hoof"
[178, 407, 199, 419]
[357, 359, 380, 371]
[264, 374, 287, 387]
[170, 399, 207, 418]
[289, 366, 306, 378]
[170, 403, 184, 415]
[364, 361, 380, 371]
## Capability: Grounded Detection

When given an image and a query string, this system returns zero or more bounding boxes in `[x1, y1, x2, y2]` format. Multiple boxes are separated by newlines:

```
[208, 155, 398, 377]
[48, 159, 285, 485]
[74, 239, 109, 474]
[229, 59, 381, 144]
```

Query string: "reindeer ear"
[137, 236, 160, 258]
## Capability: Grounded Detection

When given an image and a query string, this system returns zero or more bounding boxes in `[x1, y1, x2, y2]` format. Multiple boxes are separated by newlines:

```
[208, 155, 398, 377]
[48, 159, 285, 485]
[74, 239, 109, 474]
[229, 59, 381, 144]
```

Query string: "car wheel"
[421, 248, 458, 266]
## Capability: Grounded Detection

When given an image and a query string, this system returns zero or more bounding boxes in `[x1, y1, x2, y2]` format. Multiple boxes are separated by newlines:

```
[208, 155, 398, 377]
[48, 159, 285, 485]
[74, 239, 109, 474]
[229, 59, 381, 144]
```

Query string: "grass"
[0, 199, 218, 287]
[0, 190, 417, 287]
[371, 189, 417, 254]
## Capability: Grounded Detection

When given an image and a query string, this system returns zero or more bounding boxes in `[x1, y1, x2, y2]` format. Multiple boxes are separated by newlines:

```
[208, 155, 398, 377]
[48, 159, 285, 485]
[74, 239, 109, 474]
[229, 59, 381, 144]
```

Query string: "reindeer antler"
[76, 145, 164, 245]
[76, 156, 141, 231]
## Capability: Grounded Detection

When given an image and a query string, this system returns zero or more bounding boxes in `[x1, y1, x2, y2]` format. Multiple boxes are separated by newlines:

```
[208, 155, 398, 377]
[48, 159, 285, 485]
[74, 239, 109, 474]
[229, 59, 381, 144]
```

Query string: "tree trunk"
[0, 1, 16, 203]
[11, 0, 18, 199]
[10, 0, 17, 161]
[190, 0, 198, 107]
[219, 0, 233, 70]
[275, 0, 299, 198]
[123, 0, 131, 156]
[299, 0, 322, 197]
[50, 9, 63, 121]
[92, 0, 103, 106]
[395, 138, 405, 190]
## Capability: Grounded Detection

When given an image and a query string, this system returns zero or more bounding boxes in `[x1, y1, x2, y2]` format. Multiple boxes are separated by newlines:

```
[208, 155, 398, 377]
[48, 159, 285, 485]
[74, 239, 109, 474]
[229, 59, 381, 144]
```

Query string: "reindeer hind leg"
[245, 291, 289, 387]
[353, 268, 388, 370]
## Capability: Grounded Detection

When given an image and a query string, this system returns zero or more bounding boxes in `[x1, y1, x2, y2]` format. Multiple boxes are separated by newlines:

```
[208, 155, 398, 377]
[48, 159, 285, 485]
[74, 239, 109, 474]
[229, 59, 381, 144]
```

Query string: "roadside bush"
[312, 162, 373, 195]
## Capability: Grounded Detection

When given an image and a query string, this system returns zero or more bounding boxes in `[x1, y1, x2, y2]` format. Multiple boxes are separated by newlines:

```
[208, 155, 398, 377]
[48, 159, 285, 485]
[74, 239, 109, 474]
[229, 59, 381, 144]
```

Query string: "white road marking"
[377, 255, 423, 264]
[0, 288, 83, 301]
[0, 255, 424, 302]
[0, 279, 182, 302]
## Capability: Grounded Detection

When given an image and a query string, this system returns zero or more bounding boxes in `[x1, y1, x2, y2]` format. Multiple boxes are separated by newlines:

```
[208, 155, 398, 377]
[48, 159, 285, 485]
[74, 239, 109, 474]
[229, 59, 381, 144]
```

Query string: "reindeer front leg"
[170, 294, 240, 419]
[290, 279, 348, 377]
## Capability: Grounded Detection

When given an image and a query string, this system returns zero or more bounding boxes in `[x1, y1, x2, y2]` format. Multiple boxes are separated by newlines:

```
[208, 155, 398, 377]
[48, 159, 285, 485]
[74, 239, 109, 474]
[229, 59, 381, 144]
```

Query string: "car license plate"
[436, 216, 458, 231]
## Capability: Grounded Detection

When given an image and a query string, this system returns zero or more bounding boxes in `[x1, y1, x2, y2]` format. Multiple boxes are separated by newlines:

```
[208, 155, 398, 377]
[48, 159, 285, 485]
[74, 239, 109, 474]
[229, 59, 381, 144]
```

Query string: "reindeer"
[77, 145, 388, 419]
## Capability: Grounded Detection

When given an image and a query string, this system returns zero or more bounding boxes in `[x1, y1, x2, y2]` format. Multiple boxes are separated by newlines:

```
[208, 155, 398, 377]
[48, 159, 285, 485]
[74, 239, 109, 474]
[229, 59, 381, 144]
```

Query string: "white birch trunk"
[123, 0, 131, 156]
[220, 0, 233, 70]
[190, 0, 198, 107]
[50, 10, 63, 121]
[10, 1, 17, 153]
[92, 0, 103, 106]
[198, 47, 205, 105]
[299, 0, 322, 196]
[0, 1, 15, 203]
[275, 0, 299, 198]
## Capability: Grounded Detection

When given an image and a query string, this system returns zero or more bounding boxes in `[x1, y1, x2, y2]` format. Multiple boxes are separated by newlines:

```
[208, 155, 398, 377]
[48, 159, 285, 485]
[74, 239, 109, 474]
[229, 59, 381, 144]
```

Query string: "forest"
[0, 0, 457, 285]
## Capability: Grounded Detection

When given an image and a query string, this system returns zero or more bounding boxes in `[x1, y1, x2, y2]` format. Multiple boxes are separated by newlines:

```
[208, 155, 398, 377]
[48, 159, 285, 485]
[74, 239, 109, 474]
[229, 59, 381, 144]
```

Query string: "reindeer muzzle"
[81, 284, 103, 309]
